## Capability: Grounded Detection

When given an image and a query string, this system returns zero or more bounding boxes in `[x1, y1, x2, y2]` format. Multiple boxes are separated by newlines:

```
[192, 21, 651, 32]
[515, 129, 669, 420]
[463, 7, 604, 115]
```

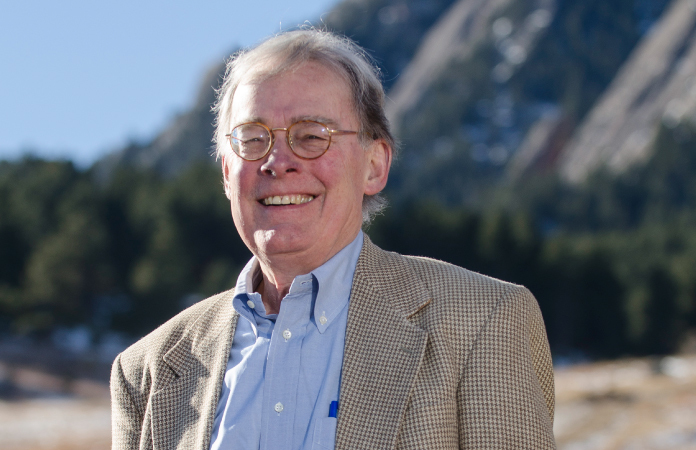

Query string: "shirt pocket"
[312, 417, 337, 450]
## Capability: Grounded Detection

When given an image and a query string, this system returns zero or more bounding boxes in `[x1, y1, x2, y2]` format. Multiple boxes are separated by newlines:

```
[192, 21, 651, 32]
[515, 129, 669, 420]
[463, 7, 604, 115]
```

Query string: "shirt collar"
[311, 230, 363, 333]
[232, 258, 268, 336]
[235, 256, 261, 298]
[231, 230, 364, 333]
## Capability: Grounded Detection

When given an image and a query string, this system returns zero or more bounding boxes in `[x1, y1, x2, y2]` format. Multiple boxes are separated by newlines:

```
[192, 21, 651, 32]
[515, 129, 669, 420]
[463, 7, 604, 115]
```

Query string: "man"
[111, 30, 556, 449]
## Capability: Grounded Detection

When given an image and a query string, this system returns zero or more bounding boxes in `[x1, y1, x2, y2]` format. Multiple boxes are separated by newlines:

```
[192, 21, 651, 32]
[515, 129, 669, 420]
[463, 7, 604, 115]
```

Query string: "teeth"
[262, 195, 314, 206]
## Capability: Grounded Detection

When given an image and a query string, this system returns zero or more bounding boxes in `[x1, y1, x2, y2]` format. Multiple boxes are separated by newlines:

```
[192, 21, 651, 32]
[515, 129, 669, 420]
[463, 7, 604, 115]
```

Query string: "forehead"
[230, 61, 356, 126]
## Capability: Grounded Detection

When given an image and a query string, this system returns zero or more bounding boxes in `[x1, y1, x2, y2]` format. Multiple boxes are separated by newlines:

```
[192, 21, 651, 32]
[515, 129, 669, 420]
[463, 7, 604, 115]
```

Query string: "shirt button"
[319, 315, 327, 325]
[247, 300, 255, 309]
[282, 329, 292, 340]
[274, 402, 284, 413]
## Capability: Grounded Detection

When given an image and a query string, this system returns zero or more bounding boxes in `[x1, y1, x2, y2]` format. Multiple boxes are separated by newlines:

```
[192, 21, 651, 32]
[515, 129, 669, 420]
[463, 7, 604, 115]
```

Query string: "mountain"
[383, 0, 559, 204]
[385, 0, 517, 130]
[322, 0, 460, 89]
[92, 0, 673, 203]
[556, 0, 696, 183]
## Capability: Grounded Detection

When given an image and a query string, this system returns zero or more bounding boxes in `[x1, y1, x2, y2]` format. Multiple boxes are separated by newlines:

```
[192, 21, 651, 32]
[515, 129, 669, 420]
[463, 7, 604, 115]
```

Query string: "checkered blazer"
[111, 235, 556, 449]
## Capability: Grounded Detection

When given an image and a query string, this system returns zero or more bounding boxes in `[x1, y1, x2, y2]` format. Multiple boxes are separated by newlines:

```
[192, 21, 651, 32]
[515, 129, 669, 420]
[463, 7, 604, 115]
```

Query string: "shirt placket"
[260, 280, 313, 450]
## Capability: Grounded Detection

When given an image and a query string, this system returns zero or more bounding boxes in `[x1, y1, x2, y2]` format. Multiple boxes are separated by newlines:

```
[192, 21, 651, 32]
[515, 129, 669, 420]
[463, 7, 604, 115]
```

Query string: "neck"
[257, 250, 328, 313]
[256, 269, 292, 315]
[253, 231, 361, 314]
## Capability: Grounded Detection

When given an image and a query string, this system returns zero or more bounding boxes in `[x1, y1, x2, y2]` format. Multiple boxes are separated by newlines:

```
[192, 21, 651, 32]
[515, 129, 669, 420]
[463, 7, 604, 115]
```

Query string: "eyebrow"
[290, 115, 340, 128]
[233, 115, 342, 129]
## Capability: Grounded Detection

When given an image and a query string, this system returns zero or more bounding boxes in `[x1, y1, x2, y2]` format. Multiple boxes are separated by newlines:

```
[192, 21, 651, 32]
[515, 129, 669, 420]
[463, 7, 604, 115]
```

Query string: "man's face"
[223, 61, 390, 271]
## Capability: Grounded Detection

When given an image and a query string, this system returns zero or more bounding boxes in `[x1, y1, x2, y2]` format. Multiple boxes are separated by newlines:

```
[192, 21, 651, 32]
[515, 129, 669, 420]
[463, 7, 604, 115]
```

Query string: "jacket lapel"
[336, 237, 432, 450]
[151, 293, 239, 450]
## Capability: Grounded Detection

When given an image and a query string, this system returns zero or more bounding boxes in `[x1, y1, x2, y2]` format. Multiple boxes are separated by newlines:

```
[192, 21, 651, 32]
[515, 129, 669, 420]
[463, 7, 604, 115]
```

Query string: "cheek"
[329, 147, 367, 185]
[339, 150, 370, 195]
[225, 163, 254, 221]
[227, 160, 253, 196]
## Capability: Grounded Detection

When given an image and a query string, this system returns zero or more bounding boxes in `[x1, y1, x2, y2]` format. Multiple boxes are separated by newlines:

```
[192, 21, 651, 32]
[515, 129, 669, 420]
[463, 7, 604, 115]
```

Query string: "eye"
[301, 133, 328, 141]
[232, 124, 270, 142]
[295, 127, 330, 141]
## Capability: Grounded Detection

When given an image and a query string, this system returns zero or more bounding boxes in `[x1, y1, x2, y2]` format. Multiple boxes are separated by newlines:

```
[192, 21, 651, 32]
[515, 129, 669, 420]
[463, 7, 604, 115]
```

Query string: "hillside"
[557, 0, 696, 183]
[385, 0, 671, 204]
[384, 0, 518, 128]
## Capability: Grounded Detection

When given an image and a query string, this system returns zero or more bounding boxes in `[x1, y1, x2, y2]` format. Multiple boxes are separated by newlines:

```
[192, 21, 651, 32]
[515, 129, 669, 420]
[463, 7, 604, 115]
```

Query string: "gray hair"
[213, 29, 395, 223]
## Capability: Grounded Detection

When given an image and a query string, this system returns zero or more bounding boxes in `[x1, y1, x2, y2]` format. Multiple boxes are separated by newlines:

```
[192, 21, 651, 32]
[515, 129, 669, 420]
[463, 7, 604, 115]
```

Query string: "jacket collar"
[153, 292, 239, 450]
[336, 235, 432, 449]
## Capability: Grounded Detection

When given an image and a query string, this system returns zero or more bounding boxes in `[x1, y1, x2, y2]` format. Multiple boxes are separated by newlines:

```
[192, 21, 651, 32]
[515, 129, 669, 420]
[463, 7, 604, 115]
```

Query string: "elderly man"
[111, 30, 556, 449]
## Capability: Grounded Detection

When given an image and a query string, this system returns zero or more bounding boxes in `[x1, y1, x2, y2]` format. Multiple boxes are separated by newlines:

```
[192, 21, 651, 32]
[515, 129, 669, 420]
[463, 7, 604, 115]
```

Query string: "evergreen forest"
[2, 121, 696, 359]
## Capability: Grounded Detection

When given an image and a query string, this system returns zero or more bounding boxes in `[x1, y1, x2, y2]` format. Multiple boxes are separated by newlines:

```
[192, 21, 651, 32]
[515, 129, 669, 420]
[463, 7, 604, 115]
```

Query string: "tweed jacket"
[111, 236, 556, 449]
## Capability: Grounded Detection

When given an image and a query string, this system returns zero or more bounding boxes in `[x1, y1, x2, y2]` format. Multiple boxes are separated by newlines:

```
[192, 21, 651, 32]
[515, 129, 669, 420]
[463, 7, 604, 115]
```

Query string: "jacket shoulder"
[377, 245, 525, 308]
[113, 290, 235, 395]
[404, 253, 518, 290]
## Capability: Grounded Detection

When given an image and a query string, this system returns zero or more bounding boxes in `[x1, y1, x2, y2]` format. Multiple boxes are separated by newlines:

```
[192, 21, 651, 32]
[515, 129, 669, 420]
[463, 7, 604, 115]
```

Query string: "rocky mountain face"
[385, 0, 560, 204]
[556, 0, 696, 183]
[94, 0, 677, 202]
[323, 0, 459, 89]
[385, 0, 518, 129]
[386, 0, 680, 204]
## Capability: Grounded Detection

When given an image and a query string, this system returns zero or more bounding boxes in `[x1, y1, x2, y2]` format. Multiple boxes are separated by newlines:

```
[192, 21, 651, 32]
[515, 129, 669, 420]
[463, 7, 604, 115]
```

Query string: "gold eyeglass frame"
[225, 120, 358, 161]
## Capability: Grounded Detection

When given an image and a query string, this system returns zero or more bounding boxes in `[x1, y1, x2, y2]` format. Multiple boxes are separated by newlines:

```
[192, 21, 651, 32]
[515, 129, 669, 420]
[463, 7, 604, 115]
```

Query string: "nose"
[259, 129, 299, 177]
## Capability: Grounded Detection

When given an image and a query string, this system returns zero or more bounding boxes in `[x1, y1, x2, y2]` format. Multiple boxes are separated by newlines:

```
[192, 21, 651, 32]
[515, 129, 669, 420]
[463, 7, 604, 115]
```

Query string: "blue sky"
[0, 0, 339, 166]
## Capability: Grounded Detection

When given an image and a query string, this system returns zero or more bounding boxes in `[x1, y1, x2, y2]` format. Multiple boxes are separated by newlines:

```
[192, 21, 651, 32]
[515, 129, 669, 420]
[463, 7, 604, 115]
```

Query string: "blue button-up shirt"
[209, 231, 363, 450]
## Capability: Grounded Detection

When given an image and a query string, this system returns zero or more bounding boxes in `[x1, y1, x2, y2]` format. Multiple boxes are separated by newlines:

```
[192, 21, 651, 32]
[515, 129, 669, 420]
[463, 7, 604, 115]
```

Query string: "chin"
[252, 228, 313, 256]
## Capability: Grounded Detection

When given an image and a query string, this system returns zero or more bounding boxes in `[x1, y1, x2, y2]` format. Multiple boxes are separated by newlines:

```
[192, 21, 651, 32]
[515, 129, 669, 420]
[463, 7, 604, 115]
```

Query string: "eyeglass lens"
[230, 122, 331, 160]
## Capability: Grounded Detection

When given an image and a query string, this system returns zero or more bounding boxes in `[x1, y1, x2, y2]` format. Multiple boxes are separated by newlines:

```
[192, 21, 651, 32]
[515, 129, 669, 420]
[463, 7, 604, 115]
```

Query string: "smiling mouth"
[261, 194, 315, 206]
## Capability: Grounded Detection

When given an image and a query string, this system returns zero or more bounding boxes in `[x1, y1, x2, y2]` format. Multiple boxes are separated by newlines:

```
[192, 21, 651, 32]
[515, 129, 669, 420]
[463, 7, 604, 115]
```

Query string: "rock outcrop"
[385, 0, 514, 129]
[557, 0, 696, 183]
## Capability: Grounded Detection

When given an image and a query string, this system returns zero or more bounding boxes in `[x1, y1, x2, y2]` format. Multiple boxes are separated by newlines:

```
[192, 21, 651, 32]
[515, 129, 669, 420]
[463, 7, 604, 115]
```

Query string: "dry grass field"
[0, 355, 694, 449]
[0, 362, 110, 450]
[554, 355, 696, 449]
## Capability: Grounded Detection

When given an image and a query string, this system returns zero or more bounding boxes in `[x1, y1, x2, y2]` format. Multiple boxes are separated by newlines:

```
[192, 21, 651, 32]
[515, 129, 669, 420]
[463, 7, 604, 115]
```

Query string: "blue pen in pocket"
[328, 401, 338, 418]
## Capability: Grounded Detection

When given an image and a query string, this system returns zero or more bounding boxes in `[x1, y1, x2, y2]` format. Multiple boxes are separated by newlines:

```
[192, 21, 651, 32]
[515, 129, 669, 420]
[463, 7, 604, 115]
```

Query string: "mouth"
[260, 194, 315, 206]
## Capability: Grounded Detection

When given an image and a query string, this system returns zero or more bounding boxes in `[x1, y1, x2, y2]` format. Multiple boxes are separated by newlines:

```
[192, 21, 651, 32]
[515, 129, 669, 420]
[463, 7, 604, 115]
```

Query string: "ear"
[363, 139, 392, 196]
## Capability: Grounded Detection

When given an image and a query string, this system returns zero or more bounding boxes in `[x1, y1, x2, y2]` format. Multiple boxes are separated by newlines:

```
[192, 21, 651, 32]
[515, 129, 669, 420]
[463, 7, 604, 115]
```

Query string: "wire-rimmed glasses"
[225, 120, 358, 161]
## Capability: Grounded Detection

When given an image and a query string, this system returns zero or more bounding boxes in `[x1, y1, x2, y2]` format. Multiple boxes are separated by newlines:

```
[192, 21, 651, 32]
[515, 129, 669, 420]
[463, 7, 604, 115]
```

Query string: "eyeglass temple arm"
[225, 130, 358, 137]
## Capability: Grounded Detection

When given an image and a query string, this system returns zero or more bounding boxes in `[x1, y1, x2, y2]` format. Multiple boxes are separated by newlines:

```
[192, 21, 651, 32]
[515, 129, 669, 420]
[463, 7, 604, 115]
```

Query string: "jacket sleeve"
[457, 285, 556, 449]
[111, 353, 146, 450]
